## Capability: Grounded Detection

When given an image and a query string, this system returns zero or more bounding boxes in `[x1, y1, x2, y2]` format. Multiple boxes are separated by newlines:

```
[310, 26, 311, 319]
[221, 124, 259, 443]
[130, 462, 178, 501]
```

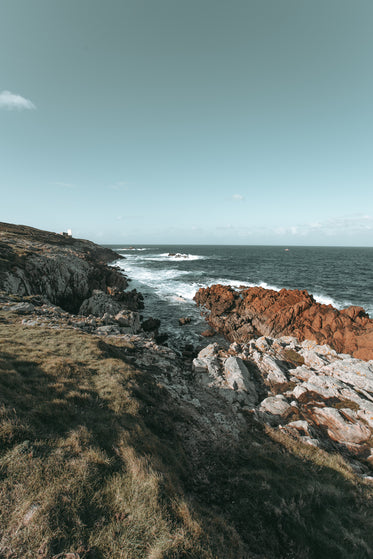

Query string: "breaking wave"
[110, 245, 373, 340]
[116, 247, 147, 252]
[144, 253, 206, 262]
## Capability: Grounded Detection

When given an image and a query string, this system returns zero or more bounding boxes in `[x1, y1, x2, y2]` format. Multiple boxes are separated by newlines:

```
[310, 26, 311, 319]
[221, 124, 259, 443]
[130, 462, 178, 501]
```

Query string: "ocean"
[105, 245, 373, 349]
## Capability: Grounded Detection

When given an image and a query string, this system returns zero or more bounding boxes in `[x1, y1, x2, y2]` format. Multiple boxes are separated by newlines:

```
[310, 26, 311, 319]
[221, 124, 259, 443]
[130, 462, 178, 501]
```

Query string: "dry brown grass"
[0, 314, 373, 558]
[0, 316, 253, 559]
[0, 320, 216, 558]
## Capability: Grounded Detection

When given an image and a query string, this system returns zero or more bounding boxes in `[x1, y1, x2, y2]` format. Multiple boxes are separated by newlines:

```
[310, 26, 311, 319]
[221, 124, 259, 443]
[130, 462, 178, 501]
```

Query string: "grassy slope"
[0, 312, 372, 558]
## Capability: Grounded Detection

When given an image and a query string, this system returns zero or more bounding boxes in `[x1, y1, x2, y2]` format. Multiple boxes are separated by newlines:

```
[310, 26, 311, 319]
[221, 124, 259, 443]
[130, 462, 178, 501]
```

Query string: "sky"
[1, 0, 373, 245]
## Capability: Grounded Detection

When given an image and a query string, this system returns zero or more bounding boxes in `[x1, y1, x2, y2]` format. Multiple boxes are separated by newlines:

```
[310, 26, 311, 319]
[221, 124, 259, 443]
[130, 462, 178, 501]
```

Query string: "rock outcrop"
[194, 284, 373, 360]
[192, 336, 373, 468]
[0, 222, 142, 314]
[2, 287, 373, 476]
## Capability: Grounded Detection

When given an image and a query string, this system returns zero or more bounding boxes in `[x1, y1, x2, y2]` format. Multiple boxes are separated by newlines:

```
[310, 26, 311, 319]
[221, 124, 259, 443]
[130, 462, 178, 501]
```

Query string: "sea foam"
[146, 253, 206, 262]
[117, 247, 146, 252]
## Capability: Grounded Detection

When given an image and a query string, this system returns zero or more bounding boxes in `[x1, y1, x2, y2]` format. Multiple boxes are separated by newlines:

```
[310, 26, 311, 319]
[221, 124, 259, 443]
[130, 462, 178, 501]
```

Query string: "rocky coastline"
[194, 284, 373, 361]
[1, 223, 372, 558]
[0, 222, 157, 338]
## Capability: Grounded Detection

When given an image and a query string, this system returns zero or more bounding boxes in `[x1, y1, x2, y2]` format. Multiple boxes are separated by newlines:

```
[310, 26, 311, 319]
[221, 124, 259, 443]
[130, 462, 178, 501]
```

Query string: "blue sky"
[1, 0, 373, 245]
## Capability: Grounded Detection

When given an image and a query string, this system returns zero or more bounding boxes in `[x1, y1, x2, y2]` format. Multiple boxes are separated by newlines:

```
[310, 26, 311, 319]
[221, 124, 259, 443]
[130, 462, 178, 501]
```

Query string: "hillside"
[0, 224, 372, 558]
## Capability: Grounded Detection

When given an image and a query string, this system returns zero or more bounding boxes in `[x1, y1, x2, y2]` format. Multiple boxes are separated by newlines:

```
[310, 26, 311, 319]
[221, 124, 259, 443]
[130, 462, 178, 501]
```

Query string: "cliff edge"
[0, 222, 142, 314]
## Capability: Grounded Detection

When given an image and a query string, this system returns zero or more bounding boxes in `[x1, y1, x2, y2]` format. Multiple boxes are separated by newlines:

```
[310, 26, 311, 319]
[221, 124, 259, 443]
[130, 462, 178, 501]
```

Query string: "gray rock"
[292, 385, 308, 399]
[192, 358, 208, 374]
[198, 343, 219, 360]
[299, 349, 329, 369]
[79, 290, 126, 317]
[21, 319, 38, 326]
[290, 365, 313, 382]
[115, 310, 141, 333]
[280, 421, 321, 446]
[301, 374, 345, 400]
[9, 302, 35, 314]
[102, 312, 116, 324]
[279, 336, 299, 347]
[259, 395, 290, 416]
[283, 420, 312, 436]
[94, 325, 121, 335]
[261, 355, 289, 384]
[195, 344, 221, 380]
[322, 358, 373, 394]
[219, 387, 247, 405]
[229, 342, 242, 353]
[301, 437, 321, 447]
[255, 336, 273, 352]
[223, 356, 257, 404]
[311, 406, 371, 445]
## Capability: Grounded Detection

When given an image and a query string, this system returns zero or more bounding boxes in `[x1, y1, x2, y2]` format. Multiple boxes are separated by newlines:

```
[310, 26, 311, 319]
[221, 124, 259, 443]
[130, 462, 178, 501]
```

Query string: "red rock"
[194, 285, 373, 361]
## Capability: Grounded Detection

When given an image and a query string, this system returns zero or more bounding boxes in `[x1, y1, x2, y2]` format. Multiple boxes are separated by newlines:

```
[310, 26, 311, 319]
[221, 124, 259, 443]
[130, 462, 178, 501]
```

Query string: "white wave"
[207, 278, 282, 292]
[144, 252, 206, 262]
[116, 247, 147, 251]
[115, 258, 206, 304]
[364, 305, 373, 318]
[164, 278, 284, 304]
[114, 257, 372, 319]
[169, 282, 206, 301]
[313, 293, 340, 308]
[117, 260, 190, 281]
[312, 293, 361, 311]
[258, 281, 282, 291]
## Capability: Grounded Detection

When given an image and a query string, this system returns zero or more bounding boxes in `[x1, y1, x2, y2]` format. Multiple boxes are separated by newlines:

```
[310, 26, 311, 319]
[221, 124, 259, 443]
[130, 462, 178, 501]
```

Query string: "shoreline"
[1, 223, 373, 558]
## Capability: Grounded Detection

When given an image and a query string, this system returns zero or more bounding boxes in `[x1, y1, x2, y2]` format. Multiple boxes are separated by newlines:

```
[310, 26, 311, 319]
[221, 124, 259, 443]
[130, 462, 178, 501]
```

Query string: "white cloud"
[272, 214, 373, 239]
[212, 214, 373, 244]
[306, 214, 373, 236]
[232, 194, 244, 200]
[51, 182, 75, 189]
[273, 227, 286, 235]
[114, 214, 143, 220]
[0, 90, 36, 110]
[108, 181, 128, 191]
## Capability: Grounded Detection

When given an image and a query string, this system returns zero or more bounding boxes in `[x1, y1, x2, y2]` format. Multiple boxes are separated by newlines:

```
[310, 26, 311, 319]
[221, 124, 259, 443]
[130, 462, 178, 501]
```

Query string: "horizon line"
[101, 242, 373, 249]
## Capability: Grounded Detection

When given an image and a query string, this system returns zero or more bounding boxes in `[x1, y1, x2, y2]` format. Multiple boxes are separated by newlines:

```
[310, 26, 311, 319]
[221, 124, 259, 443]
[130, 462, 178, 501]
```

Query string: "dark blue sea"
[105, 245, 373, 347]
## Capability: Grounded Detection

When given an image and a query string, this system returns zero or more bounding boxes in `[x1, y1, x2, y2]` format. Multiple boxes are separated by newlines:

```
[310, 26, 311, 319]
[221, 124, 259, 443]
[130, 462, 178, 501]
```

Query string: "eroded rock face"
[194, 285, 373, 361]
[79, 290, 129, 317]
[0, 222, 135, 313]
